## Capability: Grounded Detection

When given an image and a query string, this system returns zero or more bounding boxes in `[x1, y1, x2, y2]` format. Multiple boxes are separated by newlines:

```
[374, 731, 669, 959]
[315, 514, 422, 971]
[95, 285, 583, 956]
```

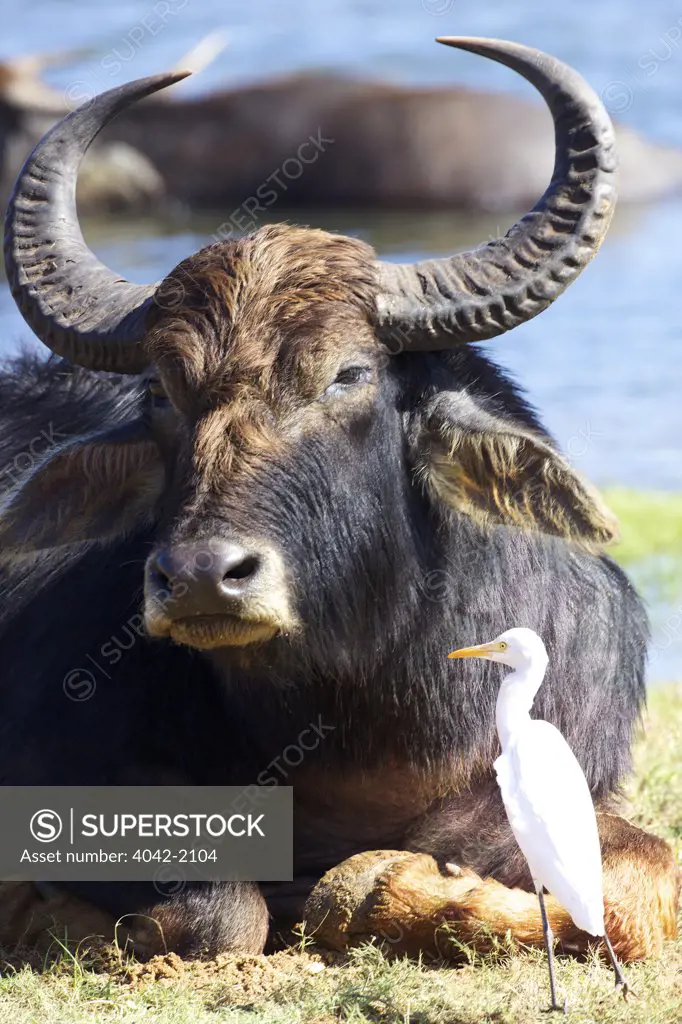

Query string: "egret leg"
[603, 931, 631, 1000]
[537, 889, 566, 1013]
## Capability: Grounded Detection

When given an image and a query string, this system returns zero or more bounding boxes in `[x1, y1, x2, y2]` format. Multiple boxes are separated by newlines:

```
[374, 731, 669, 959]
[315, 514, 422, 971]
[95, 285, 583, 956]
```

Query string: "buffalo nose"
[148, 540, 263, 616]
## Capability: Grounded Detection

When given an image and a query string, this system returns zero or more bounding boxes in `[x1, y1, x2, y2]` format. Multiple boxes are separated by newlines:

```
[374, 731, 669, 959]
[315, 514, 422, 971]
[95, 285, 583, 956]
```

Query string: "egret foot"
[603, 931, 633, 1001]
[541, 998, 568, 1015]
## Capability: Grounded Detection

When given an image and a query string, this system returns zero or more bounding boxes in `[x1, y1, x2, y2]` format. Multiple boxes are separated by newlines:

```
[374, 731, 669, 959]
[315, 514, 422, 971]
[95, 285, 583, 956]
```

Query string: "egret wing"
[494, 720, 604, 935]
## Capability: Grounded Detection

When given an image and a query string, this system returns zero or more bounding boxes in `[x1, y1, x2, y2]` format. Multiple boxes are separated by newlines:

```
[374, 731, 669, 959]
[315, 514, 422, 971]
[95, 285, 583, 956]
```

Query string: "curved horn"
[4, 71, 190, 373]
[376, 38, 618, 350]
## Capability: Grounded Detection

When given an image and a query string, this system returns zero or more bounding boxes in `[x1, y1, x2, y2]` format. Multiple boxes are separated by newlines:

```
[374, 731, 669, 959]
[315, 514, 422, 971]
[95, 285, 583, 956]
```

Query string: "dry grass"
[0, 687, 680, 1024]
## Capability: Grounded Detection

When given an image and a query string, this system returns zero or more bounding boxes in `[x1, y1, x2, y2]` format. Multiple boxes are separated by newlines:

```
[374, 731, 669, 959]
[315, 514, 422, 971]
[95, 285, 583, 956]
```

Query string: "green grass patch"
[0, 688, 680, 1024]
[605, 490, 682, 566]
[605, 489, 682, 603]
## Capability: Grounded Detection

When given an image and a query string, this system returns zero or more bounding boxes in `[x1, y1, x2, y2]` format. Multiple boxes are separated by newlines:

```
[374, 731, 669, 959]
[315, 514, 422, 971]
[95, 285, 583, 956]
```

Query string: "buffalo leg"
[0, 879, 269, 958]
[130, 881, 269, 957]
[304, 812, 679, 962]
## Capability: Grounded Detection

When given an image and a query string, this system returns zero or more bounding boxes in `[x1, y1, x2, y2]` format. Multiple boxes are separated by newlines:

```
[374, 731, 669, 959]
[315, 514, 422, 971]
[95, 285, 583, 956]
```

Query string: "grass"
[605, 489, 682, 601]
[605, 490, 682, 567]
[0, 686, 679, 1024]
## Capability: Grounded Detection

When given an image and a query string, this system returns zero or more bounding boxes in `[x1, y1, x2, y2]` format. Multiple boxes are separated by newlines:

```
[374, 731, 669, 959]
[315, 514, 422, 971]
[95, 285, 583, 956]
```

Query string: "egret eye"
[499, 641, 508, 651]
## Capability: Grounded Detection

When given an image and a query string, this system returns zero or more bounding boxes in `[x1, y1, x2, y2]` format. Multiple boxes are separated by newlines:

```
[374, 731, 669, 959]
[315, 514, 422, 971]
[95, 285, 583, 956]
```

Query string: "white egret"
[448, 627, 629, 1012]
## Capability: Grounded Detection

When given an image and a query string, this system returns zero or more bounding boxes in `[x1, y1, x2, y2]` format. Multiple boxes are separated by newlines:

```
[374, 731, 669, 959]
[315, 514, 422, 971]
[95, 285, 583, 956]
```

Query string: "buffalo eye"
[147, 378, 172, 409]
[323, 365, 373, 399]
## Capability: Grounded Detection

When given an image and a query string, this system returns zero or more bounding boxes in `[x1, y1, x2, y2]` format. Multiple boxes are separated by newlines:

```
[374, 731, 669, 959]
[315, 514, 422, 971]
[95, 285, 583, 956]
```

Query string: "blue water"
[0, 0, 680, 678]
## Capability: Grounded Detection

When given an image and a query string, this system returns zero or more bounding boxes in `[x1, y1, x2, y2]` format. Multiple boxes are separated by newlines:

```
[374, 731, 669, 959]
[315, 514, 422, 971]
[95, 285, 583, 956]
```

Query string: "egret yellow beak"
[448, 641, 504, 659]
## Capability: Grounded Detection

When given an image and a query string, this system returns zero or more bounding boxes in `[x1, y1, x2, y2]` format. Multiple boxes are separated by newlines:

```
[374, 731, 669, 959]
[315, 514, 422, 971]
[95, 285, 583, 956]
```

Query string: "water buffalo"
[3, 43, 682, 214]
[104, 68, 682, 213]
[0, 37, 678, 962]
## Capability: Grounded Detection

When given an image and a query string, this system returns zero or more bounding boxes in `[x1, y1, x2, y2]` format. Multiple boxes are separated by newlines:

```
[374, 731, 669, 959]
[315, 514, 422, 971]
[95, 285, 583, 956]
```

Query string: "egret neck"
[496, 652, 548, 748]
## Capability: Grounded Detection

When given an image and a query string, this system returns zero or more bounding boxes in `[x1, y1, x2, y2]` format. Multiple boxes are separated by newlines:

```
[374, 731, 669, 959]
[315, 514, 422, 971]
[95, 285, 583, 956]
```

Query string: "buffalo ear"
[0, 421, 164, 554]
[415, 392, 618, 547]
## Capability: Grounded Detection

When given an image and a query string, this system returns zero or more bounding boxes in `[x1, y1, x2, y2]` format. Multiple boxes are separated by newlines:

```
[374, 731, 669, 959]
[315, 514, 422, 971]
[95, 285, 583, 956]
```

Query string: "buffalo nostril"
[148, 543, 265, 614]
[150, 551, 174, 584]
[223, 554, 260, 582]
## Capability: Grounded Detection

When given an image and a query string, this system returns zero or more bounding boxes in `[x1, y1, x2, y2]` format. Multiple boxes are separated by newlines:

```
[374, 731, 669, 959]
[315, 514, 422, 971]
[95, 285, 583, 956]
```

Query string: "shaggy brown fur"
[144, 225, 379, 494]
[146, 224, 378, 407]
[422, 420, 619, 548]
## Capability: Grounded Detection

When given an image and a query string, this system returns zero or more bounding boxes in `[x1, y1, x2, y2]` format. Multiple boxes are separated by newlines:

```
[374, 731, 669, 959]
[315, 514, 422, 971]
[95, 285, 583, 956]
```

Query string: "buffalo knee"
[133, 881, 269, 958]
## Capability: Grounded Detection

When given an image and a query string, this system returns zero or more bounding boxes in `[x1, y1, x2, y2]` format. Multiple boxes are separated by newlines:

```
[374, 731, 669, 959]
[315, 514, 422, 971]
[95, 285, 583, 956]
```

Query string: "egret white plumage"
[448, 627, 629, 1012]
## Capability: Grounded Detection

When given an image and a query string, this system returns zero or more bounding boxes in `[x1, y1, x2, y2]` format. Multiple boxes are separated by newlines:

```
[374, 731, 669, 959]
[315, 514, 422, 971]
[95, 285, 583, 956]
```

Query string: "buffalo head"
[1, 38, 618, 653]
